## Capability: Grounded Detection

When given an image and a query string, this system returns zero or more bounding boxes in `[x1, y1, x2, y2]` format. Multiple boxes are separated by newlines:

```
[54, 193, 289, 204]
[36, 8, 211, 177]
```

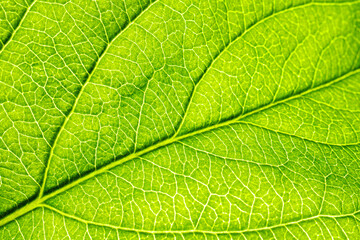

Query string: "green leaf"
[1, 0, 360, 239]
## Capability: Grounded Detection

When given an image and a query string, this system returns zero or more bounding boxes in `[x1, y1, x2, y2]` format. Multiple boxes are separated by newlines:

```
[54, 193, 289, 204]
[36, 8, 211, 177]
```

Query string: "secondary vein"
[0, 0, 36, 54]
[38, 0, 159, 198]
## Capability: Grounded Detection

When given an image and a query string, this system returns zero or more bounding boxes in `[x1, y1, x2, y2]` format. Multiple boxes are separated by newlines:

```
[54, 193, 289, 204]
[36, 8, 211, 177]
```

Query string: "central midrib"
[0, 68, 359, 228]
[41, 204, 360, 234]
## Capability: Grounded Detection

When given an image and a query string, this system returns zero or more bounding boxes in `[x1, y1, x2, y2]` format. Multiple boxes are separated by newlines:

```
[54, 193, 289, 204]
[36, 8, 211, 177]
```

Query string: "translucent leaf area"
[0, 0, 360, 239]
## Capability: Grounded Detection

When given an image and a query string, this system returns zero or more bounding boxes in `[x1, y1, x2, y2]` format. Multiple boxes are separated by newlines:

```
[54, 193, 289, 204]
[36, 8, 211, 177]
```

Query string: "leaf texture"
[0, 0, 360, 239]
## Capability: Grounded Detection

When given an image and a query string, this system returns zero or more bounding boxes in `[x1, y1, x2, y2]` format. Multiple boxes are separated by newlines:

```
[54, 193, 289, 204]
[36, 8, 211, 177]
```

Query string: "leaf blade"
[1, 0, 360, 239]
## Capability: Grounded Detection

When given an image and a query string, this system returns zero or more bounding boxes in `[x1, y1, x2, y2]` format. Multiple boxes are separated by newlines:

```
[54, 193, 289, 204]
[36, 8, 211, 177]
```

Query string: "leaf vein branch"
[240, 122, 360, 147]
[173, 0, 359, 137]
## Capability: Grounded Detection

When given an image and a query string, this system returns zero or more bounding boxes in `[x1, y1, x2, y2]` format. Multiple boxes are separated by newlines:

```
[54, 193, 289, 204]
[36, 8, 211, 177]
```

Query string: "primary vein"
[40, 204, 360, 235]
[0, 67, 358, 228]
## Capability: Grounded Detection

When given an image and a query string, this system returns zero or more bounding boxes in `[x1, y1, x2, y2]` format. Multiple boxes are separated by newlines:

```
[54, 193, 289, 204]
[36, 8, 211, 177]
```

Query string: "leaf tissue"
[0, 0, 360, 239]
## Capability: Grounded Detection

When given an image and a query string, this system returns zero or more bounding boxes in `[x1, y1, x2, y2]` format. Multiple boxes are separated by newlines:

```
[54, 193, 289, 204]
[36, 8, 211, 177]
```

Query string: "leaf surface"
[0, 0, 360, 239]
